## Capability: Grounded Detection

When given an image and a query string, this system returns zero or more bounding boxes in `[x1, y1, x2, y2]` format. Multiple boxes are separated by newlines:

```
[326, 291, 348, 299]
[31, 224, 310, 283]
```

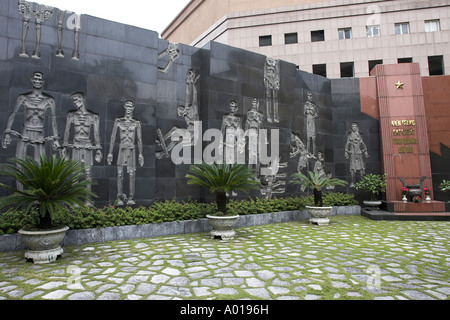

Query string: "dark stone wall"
[0, 0, 382, 207]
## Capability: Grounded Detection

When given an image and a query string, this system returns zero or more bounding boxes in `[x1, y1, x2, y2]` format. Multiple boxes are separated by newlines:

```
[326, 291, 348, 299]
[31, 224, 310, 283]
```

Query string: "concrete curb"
[0, 206, 361, 252]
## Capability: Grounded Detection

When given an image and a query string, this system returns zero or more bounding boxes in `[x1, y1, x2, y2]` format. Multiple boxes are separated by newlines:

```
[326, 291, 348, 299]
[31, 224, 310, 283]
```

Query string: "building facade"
[162, 0, 450, 78]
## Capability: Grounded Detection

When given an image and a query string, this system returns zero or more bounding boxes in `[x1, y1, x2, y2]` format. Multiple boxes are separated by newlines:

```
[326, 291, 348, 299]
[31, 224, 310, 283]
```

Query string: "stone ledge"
[0, 206, 361, 252]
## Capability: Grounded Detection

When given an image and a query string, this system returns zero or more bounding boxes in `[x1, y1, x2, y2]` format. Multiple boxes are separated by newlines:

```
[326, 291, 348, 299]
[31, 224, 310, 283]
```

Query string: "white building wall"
[194, 0, 450, 78]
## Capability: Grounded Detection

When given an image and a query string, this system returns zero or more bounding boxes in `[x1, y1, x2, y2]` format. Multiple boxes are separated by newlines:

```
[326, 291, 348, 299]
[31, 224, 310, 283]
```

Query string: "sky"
[38, 0, 191, 35]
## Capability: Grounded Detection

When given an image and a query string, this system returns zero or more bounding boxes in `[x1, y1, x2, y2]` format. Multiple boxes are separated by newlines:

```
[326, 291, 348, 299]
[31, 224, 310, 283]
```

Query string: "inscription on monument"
[391, 119, 417, 154]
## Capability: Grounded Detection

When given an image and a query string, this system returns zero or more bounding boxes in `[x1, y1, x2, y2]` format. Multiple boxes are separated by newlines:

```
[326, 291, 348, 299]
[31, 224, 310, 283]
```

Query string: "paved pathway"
[0, 216, 449, 301]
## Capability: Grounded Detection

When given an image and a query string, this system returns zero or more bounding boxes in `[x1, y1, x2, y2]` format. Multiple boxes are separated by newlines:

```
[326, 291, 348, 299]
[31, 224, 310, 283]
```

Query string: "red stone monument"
[361, 63, 445, 213]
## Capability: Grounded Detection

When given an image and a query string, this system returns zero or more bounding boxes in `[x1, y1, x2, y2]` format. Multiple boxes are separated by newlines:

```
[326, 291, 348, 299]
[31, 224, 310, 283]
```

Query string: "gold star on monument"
[395, 80, 404, 89]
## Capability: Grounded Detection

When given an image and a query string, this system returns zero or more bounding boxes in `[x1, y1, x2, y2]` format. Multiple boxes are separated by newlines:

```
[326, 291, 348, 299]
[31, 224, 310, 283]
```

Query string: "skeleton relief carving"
[66, 12, 81, 60]
[345, 122, 369, 187]
[62, 93, 102, 200]
[158, 42, 180, 74]
[2, 72, 60, 161]
[107, 101, 144, 206]
[18, 0, 53, 59]
[264, 58, 280, 123]
[156, 69, 200, 159]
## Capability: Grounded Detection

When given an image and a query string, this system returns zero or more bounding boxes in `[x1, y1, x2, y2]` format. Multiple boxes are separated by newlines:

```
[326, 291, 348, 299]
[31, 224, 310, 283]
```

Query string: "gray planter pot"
[18, 225, 69, 264]
[306, 206, 332, 225]
[363, 200, 382, 211]
[206, 215, 239, 240]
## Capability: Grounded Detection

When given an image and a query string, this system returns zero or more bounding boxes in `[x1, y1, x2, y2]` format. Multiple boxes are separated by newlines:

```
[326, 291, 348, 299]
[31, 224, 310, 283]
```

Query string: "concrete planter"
[363, 200, 382, 211]
[306, 206, 332, 225]
[206, 215, 239, 240]
[18, 226, 69, 264]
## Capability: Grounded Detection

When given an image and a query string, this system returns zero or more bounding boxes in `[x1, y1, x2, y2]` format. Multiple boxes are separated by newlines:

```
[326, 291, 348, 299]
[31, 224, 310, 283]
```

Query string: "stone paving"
[0, 215, 449, 300]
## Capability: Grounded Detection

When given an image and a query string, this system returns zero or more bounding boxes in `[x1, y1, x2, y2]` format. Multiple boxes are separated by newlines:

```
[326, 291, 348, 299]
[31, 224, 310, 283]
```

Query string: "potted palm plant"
[290, 171, 347, 225]
[0, 155, 96, 263]
[186, 163, 259, 240]
[355, 173, 387, 210]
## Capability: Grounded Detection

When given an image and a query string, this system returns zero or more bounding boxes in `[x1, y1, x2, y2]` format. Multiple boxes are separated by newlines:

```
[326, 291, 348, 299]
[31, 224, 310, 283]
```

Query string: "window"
[395, 22, 409, 35]
[338, 28, 352, 40]
[398, 57, 413, 63]
[259, 35, 272, 47]
[313, 64, 327, 77]
[340, 62, 354, 78]
[369, 60, 383, 73]
[425, 20, 440, 32]
[366, 25, 380, 37]
[311, 30, 325, 42]
[284, 32, 298, 44]
[428, 55, 444, 75]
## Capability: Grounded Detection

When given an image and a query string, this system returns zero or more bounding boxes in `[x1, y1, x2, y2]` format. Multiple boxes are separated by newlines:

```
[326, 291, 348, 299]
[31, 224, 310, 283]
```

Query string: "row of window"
[311, 55, 444, 78]
[259, 19, 441, 46]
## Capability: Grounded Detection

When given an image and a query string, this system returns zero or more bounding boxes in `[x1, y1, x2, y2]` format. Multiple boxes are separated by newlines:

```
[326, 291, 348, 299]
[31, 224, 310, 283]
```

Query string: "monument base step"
[361, 209, 450, 221]
[384, 200, 446, 213]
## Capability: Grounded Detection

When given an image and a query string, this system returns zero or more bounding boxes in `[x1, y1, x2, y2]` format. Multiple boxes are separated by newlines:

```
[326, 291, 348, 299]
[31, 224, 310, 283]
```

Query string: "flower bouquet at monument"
[412, 195, 421, 203]
[423, 187, 431, 202]
[401, 187, 409, 202]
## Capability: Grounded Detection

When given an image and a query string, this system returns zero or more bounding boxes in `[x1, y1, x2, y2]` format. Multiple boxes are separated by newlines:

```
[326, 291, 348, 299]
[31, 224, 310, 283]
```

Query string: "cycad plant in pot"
[355, 173, 387, 211]
[290, 171, 347, 225]
[186, 163, 259, 240]
[0, 155, 96, 263]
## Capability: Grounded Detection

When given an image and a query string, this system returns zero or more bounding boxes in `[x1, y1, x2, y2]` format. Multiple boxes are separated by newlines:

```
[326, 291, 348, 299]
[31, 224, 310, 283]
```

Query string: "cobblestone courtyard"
[0, 215, 449, 301]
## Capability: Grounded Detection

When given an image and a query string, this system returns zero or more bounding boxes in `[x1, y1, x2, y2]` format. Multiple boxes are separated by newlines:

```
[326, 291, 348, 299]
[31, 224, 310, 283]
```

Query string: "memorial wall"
[1, 0, 448, 208]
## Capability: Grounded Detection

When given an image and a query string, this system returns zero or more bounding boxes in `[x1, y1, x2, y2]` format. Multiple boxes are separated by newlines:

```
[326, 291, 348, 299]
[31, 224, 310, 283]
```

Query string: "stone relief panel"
[107, 101, 144, 206]
[264, 58, 280, 123]
[156, 69, 200, 159]
[62, 92, 102, 199]
[345, 122, 369, 187]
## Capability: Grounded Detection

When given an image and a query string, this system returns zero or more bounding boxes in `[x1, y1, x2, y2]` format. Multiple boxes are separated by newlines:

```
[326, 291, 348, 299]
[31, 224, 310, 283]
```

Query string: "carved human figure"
[33, 4, 53, 59]
[245, 98, 266, 174]
[260, 157, 287, 199]
[62, 93, 102, 197]
[107, 101, 144, 206]
[2, 71, 60, 163]
[18, 0, 33, 57]
[313, 151, 326, 179]
[345, 122, 369, 187]
[221, 100, 244, 165]
[158, 42, 180, 74]
[156, 69, 200, 159]
[264, 58, 280, 123]
[304, 91, 318, 154]
[290, 131, 311, 173]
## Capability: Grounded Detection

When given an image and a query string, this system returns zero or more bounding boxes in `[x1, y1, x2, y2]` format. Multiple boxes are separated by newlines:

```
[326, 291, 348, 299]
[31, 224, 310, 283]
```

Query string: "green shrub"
[0, 193, 357, 234]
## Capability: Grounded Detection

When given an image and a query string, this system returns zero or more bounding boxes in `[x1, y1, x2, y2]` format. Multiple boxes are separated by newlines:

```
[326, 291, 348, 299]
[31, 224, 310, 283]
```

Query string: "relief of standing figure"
[62, 92, 102, 202]
[264, 58, 280, 123]
[345, 122, 369, 187]
[107, 101, 144, 206]
[304, 91, 318, 155]
[2, 71, 60, 163]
